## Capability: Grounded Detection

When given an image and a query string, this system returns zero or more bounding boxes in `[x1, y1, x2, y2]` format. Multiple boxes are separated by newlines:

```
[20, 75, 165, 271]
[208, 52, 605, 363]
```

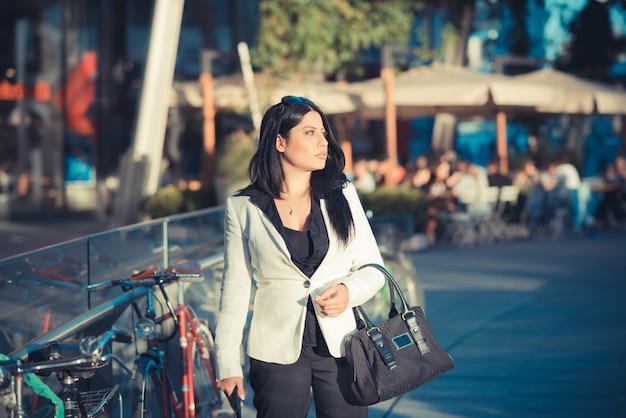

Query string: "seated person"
[450, 160, 490, 216]
[423, 159, 457, 245]
[594, 163, 626, 226]
[487, 157, 512, 187]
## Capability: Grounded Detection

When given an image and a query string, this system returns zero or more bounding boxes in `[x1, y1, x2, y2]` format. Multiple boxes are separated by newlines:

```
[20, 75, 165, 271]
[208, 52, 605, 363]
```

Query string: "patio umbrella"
[349, 63, 563, 118]
[171, 75, 363, 116]
[346, 63, 564, 175]
[512, 68, 626, 115]
[170, 75, 364, 175]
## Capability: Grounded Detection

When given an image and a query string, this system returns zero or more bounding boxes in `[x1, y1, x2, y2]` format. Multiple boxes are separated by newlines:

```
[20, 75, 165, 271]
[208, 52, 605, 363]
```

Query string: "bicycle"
[0, 329, 133, 418]
[86, 260, 222, 418]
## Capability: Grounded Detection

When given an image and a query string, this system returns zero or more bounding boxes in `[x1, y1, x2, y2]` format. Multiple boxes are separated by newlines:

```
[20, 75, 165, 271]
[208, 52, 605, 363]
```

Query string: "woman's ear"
[276, 134, 286, 152]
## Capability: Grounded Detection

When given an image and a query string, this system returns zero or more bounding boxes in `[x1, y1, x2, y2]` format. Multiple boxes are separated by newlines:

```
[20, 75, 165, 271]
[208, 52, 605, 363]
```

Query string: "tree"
[441, 0, 476, 66]
[558, 0, 616, 82]
[252, 0, 421, 80]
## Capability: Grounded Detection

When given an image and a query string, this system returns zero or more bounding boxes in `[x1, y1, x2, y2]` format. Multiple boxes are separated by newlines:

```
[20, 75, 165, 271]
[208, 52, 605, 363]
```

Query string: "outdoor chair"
[440, 188, 493, 246]
[489, 185, 521, 241]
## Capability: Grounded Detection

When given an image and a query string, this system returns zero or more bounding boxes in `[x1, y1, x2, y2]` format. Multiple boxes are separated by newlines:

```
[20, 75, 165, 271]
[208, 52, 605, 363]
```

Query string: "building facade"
[0, 0, 256, 217]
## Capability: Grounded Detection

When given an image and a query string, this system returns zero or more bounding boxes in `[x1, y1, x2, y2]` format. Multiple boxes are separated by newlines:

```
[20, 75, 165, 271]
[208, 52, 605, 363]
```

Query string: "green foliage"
[182, 184, 217, 212]
[143, 185, 185, 218]
[143, 184, 217, 219]
[216, 129, 256, 183]
[253, 0, 421, 78]
[557, 0, 616, 82]
[357, 186, 429, 230]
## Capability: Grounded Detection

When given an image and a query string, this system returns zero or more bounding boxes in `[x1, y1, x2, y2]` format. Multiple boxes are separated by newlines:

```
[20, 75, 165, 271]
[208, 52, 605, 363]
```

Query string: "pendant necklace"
[284, 201, 296, 215]
[282, 194, 307, 215]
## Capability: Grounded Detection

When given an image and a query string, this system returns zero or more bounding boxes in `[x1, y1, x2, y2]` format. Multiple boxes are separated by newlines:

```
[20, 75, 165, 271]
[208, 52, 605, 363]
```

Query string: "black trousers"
[249, 345, 367, 418]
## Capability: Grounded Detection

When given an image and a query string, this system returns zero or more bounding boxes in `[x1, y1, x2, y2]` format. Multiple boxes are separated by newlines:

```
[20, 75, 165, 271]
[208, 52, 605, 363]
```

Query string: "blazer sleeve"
[214, 196, 253, 380]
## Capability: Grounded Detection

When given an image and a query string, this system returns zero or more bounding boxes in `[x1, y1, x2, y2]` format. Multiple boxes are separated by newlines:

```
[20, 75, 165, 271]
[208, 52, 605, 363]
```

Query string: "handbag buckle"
[366, 327, 380, 337]
[403, 310, 430, 355]
[367, 327, 398, 369]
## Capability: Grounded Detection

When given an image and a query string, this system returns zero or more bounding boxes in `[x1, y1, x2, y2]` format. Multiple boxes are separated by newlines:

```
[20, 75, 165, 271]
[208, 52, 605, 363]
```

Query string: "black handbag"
[344, 263, 454, 406]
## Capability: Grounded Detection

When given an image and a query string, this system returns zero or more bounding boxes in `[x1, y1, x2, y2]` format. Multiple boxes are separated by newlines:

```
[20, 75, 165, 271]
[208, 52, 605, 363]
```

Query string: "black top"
[238, 184, 330, 349]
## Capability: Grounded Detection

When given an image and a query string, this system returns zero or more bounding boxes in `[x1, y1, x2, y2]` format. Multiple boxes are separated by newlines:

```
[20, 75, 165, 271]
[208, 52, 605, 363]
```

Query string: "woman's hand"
[217, 376, 245, 400]
[314, 284, 349, 317]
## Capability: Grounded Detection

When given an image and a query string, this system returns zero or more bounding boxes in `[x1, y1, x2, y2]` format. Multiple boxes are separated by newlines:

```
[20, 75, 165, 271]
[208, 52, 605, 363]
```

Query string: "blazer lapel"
[253, 203, 292, 259]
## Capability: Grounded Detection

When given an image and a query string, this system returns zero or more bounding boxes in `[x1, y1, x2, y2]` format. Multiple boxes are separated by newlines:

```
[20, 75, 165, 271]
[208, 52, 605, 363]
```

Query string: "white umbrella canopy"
[347, 63, 564, 118]
[253, 77, 363, 115]
[170, 74, 363, 116]
[512, 68, 626, 115]
[343, 63, 567, 177]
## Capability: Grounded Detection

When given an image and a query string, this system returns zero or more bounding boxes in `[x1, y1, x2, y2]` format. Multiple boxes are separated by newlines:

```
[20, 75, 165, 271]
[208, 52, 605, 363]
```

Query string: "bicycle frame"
[138, 279, 219, 418]
[136, 283, 182, 418]
[156, 303, 219, 418]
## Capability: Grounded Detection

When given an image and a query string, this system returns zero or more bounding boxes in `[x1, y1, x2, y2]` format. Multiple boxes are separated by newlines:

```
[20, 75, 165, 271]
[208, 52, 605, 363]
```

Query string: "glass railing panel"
[0, 238, 91, 355]
[0, 207, 227, 358]
[85, 221, 167, 310]
[166, 206, 225, 327]
[165, 206, 225, 264]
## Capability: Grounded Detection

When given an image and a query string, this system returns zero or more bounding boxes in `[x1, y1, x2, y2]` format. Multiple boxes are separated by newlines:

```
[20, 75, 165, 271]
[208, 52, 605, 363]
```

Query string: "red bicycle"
[87, 260, 221, 418]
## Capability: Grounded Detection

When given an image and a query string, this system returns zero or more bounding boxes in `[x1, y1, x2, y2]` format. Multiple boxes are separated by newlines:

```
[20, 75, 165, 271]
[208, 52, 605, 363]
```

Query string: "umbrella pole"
[496, 111, 508, 175]
[337, 115, 354, 178]
[381, 67, 398, 186]
[200, 71, 216, 185]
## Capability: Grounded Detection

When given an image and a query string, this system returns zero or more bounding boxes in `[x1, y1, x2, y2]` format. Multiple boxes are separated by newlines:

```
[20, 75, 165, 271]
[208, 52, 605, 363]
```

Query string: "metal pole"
[110, 0, 185, 226]
[237, 42, 262, 135]
[132, 0, 185, 196]
[200, 50, 217, 185]
[15, 19, 29, 199]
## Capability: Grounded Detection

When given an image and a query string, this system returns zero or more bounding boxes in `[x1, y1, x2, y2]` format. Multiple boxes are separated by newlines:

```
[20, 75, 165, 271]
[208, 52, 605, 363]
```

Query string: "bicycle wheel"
[190, 319, 220, 417]
[132, 356, 168, 418]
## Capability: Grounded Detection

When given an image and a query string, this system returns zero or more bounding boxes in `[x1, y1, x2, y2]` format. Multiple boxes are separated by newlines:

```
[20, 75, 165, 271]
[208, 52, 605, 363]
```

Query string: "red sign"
[0, 80, 51, 101]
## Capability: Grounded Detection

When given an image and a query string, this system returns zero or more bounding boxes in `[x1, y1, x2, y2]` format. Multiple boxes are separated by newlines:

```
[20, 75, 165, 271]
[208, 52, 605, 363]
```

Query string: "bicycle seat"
[28, 340, 110, 379]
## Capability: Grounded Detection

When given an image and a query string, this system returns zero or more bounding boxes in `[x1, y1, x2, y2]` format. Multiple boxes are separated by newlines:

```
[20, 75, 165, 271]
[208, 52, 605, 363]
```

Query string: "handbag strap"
[353, 263, 432, 357]
[357, 263, 412, 314]
[352, 263, 411, 331]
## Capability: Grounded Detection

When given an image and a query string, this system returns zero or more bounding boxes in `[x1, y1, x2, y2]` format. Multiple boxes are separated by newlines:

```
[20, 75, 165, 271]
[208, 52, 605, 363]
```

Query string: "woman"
[215, 96, 385, 418]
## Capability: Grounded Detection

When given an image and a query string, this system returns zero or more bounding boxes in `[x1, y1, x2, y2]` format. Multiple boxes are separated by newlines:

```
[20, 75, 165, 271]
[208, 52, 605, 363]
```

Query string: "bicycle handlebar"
[86, 260, 204, 292]
[0, 329, 133, 390]
[78, 329, 133, 359]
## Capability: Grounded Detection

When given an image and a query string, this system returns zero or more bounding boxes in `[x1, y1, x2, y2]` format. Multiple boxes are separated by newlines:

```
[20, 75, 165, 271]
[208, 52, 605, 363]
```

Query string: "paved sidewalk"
[366, 231, 626, 418]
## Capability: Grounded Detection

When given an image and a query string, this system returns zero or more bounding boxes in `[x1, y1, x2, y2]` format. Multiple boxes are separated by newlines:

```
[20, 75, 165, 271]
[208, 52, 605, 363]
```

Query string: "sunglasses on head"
[280, 96, 315, 106]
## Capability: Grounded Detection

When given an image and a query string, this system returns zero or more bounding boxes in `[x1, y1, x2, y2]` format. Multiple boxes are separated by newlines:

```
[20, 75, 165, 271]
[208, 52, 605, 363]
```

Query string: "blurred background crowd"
[351, 151, 626, 245]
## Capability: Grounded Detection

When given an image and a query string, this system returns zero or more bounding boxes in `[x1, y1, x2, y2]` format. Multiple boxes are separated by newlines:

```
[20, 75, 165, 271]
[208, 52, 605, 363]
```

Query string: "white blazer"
[215, 182, 385, 380]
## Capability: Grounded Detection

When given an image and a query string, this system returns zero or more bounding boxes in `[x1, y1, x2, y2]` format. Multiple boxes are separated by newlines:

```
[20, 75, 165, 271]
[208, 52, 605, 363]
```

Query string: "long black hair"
[248, 96, 354, 244]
